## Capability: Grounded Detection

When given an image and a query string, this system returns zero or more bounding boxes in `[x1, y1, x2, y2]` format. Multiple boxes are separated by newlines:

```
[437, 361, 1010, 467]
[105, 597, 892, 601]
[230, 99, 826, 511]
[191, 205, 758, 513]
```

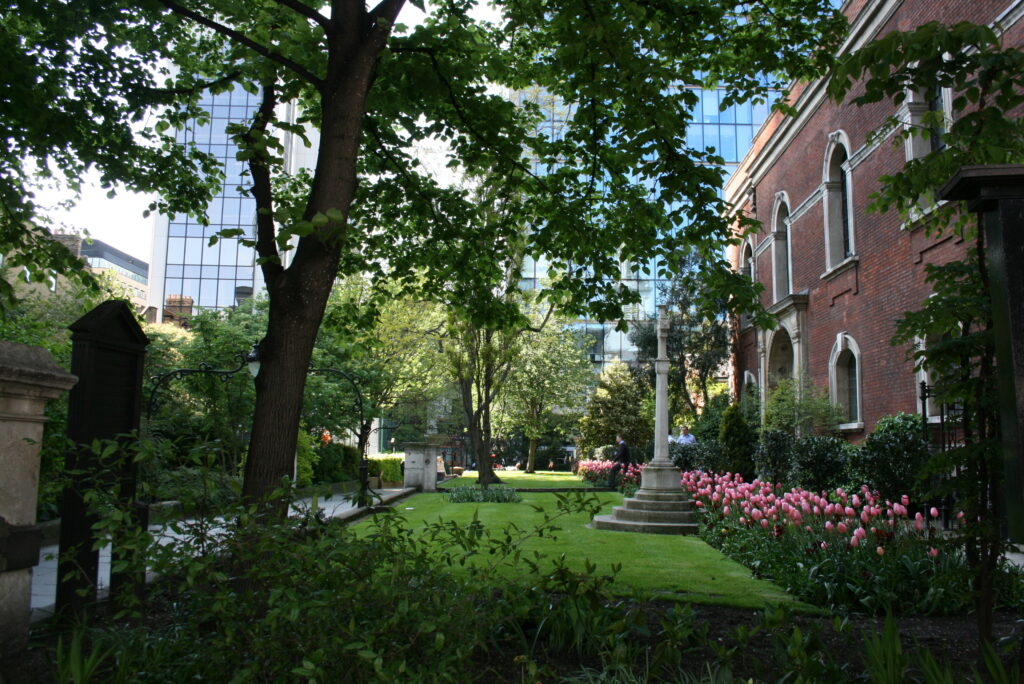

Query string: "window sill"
[900, 200, 949, 232]
[820, 255, 859, 282]
[838, 421, 864, 433]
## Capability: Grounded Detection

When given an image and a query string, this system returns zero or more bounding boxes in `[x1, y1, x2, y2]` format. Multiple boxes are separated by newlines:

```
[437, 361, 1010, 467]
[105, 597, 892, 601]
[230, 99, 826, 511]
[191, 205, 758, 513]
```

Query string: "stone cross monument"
[592, 305, 696, 534]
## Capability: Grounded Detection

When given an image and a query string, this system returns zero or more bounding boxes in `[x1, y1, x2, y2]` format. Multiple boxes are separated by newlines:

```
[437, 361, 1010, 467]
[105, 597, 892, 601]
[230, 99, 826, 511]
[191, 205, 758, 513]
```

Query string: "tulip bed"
[576, 459, 643, 495]
[682, 470, 1024, 615]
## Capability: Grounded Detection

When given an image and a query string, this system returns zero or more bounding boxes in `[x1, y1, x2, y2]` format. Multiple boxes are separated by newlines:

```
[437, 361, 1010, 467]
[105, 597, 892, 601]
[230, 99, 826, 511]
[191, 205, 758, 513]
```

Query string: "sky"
[32, 1, 487, 265]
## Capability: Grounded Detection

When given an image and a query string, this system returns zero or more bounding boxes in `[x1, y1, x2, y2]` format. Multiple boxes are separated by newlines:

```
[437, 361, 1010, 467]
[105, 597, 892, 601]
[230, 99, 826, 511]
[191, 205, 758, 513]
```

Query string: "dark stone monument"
[940, 164, 1024, 542]
[56, 301, 149, 616]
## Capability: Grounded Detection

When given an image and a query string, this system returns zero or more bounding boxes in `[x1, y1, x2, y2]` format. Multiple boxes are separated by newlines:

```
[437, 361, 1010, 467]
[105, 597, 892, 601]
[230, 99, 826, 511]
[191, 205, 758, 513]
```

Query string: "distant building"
[149, 86, 264, 323]
[79, 238, 149, 312]
[2, 233, 149, 314]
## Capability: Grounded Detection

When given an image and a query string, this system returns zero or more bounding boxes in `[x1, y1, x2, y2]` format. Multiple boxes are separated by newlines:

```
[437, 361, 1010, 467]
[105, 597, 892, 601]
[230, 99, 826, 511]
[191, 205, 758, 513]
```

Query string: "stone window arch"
[829, 332, 862, 428]
[823, 131, 854, 270]
[771, 194, 791, 302]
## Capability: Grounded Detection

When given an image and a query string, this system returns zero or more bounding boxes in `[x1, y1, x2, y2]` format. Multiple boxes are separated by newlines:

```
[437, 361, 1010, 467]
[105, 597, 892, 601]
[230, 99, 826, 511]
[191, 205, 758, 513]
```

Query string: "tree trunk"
[242, 259, 338, 509]
[526, 437, 538, 473]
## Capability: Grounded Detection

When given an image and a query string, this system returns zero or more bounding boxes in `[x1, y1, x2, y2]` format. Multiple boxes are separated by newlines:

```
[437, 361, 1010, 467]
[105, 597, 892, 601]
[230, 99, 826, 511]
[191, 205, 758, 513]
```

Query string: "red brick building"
[725, 0, 1024, 439]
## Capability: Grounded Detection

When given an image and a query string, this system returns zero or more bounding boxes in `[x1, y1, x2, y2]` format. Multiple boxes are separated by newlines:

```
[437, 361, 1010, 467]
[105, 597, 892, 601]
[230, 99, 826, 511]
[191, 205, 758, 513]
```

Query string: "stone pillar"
[0, 342, 77, 655]
[637, 305, 681, 492]
[403, 443, 436, 492]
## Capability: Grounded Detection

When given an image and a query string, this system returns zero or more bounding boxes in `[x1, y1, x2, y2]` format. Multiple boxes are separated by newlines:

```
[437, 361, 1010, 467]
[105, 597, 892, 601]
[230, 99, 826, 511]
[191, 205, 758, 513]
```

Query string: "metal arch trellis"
[144, 342, 379, 508]
[146, 348, 256, 419]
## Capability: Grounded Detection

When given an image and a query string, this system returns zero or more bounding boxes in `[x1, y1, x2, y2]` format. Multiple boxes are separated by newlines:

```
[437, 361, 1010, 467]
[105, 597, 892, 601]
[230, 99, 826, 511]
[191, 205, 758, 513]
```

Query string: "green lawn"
[440, 469, 592, 489]
[365, 491, 810, 611]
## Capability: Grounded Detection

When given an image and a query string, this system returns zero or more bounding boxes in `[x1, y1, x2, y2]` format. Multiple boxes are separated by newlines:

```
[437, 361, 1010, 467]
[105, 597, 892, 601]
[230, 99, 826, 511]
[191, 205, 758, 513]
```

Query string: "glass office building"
[149, 87, 262, 321]
[516, 86, 779, 367]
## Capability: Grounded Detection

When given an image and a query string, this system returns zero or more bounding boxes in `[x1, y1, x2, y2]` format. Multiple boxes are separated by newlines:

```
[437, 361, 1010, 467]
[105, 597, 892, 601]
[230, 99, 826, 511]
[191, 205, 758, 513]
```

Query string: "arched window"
[741, 241, 754, 281]
[772, 197, 791, 302]
[824, 132, 854, 270]
[829, 333, 862, 427]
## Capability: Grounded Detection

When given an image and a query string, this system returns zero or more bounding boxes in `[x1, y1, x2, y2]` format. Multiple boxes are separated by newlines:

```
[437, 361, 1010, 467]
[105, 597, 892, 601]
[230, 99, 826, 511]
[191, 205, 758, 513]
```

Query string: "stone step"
[590, 514, 699, 535]
[611, 506, 696, 524]
[633, 490, 691, 503]
[622, 497, 693, 512]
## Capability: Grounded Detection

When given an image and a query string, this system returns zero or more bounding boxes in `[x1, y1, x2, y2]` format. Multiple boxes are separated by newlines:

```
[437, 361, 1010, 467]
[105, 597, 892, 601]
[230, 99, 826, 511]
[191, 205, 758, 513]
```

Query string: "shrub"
[368, 454, 403, 483]
[668, 441, 699, 471]
[849, 413, 930, 500]
[295, 429, 318, 487]
[593, 444, 616, 460]
[754, 429, 793, 484]
[788, 435, 853, 493]
[763, 378, 842, 436]
[148, 466, 240, 510]
[691, 393, 730, 444]
[718, 403, 757, 477]
[444, 485, 522, 503]
[313, 442, 361, 484]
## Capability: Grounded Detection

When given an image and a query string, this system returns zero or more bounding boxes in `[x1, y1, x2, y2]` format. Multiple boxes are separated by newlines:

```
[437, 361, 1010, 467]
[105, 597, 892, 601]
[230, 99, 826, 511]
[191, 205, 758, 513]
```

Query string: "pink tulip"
[928, 547, 939, 558]
[930, 506, 940, 519]
[723, 506, 730, 516]
[825, 521, 834, 532]
[901, 495, 909, 506]
[852, 494, 860, 508]
[760, 519, 769, 529]
[821, 542, 828, 550]
[854, 527, 867, 540]
[850, 535, 860, 548]
[837, 522, 848, 534]
[957, 511, 965, 520]
[845, 506, 855, 518]
[739, 516, 746, 525]
[876, 546, 885, 556]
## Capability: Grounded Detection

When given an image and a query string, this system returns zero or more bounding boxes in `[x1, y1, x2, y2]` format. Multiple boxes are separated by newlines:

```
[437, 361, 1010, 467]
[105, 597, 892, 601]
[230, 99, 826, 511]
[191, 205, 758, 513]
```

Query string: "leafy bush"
[369, 454, 403, 483]
[848, 413, 930, 500]
[444, 485, 522, 503]
[64, 491, 624, 682]
[788, 435, 853, 493]
[147, 466, 240, 510]
[593, 444, 616, 460]
[313, 442, 361, 483]
[669, 440, 726, 475]
[295, 429, 318, 487]
[718, 403, 756, 477]
[691, 393, 730, 444]
[754, 429, 793, 484]
[763, 378, 842, 436]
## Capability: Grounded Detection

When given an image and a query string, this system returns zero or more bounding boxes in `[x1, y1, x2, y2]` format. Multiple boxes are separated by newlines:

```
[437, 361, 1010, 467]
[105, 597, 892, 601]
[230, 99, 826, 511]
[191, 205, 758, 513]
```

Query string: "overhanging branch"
[157, 0, 325, 89]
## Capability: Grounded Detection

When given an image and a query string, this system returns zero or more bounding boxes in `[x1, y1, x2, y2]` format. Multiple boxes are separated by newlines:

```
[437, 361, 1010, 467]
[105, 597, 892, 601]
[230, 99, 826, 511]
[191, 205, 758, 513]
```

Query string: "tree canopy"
[3, 0, 848, 502]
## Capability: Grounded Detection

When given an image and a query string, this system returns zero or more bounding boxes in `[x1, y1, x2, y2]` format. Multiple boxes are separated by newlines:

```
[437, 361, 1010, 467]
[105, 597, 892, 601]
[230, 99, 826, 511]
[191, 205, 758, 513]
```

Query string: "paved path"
[30, 488, 413, 621]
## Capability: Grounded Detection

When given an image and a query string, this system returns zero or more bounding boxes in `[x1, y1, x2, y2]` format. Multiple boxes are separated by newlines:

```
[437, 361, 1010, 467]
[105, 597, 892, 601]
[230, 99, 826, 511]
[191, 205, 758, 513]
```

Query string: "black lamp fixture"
[245, 339, 262, 378]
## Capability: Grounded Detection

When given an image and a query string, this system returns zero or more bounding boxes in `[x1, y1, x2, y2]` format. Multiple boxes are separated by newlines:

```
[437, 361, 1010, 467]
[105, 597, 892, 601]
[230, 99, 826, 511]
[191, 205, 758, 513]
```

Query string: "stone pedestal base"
[591, 464, 697, 535]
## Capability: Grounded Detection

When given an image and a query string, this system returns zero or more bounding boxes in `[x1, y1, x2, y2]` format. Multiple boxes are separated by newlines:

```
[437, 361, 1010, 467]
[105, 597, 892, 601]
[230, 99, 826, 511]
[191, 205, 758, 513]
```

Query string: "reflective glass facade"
[517, 87, 778, 366]
[151, 87, 260, 318]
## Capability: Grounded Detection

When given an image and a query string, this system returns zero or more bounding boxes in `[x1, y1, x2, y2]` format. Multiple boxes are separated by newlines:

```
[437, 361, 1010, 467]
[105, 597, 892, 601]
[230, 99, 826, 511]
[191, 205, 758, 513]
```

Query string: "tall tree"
[577, 360, 653, 461]
[493, 318, 595, 473]
[828, 20, 1024, 645]
[4, 0, 847, 505]
[311, 278, 448, 455]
